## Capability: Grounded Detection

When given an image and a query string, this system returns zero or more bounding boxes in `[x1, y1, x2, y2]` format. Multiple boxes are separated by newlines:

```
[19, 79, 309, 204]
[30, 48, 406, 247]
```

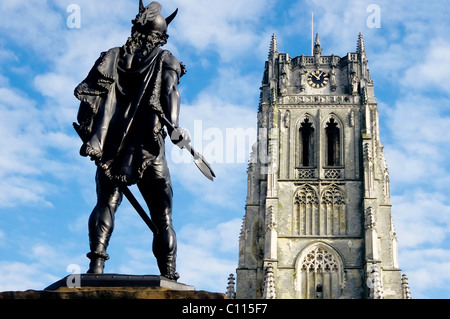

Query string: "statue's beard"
[123, 30, 168, 56]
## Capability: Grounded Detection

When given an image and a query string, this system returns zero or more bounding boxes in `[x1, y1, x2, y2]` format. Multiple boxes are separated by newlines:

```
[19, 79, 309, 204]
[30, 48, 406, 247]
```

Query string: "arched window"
[295, 243, 344, 299]
[325, 118, 341, 166]
[299, 118, 315, 167]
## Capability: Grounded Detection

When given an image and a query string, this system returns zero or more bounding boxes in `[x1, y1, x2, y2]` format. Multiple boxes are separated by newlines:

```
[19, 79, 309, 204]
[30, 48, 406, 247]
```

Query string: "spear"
[73, 115, 215, 235]
[160, 113, 216, 182]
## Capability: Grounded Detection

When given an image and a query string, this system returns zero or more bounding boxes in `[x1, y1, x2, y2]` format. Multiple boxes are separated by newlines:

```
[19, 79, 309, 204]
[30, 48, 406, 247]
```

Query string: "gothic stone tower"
[236, 33, 410, 299]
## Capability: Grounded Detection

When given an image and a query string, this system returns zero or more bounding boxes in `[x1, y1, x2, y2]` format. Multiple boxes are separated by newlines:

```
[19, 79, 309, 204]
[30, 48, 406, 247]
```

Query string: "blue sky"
[0, 0, 449, 299]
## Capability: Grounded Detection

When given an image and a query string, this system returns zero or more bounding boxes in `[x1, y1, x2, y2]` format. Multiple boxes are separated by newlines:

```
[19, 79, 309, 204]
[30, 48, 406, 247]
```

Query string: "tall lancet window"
[299, 118, 315, 167]
[325, 118, 340, 166]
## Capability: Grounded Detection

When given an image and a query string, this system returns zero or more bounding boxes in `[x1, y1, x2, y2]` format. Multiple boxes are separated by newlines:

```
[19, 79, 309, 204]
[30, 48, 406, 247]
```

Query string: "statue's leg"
[87, 168, 122, 274]
[137, 152, 178, 280]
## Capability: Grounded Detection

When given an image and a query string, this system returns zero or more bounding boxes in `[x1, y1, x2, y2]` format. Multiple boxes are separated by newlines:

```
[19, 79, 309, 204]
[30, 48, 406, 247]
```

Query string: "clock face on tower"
[307, 70, 329, 88]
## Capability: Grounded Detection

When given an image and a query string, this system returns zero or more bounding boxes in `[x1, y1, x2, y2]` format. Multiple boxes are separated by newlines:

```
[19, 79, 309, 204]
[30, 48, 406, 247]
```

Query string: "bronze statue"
[73, 1, 214, 281]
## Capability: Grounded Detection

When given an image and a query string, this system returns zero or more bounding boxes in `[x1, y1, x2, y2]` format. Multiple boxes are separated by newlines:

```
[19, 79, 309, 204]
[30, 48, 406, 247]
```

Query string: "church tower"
[235, 33, 411, 299]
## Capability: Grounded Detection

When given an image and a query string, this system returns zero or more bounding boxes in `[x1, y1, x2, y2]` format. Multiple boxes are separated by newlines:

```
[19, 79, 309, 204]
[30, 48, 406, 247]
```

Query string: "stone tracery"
[300, 246, 339, 272]
[295, 243, 344, 299]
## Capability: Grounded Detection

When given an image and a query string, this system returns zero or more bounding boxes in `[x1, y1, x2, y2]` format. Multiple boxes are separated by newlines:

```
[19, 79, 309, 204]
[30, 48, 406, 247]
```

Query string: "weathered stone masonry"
[235, 33, 411, 299]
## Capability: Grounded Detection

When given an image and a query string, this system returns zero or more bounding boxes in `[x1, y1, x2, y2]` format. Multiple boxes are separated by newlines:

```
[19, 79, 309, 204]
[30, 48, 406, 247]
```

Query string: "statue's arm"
[161, 53, 190, 146]
[161, 68, 181, 128]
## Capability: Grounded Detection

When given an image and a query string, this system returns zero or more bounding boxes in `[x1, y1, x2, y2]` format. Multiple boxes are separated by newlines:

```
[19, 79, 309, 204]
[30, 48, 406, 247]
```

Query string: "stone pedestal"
[0, 274, 225, 299]
[45, 273, 194, 291]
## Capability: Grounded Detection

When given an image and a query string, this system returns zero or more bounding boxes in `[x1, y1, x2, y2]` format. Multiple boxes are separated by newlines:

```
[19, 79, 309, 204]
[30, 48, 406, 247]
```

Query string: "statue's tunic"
[75, 47, 181, 184]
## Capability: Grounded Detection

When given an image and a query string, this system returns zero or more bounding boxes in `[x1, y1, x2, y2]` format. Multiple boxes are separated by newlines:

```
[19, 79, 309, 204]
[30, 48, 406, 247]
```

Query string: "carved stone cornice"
[279, 94, 361, 106]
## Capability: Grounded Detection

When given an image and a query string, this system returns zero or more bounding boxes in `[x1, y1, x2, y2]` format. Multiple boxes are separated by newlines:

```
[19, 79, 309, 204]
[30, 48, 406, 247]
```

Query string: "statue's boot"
[86, 243, 109, 274]
[87, 256, 106, 274]
[158, 257, 179, 281]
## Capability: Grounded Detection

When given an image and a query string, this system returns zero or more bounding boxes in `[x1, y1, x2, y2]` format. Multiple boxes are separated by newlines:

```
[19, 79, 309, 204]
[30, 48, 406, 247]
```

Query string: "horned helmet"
[132, 1, 178, 34]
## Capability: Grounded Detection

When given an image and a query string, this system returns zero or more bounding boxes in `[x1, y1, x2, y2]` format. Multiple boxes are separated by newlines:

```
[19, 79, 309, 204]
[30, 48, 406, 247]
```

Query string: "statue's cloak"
[74, 47, 171, 184]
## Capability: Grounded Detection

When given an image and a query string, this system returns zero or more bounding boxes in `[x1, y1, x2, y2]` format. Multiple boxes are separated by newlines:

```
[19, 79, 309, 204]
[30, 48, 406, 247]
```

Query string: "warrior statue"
[73, 1, 190, 280]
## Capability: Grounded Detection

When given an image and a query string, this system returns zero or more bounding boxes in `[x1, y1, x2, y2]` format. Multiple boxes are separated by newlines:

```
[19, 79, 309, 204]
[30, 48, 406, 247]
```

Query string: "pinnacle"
[357, 32, 366, 53]
[313, 33, 322, 57]
[268, 33, 278, 58]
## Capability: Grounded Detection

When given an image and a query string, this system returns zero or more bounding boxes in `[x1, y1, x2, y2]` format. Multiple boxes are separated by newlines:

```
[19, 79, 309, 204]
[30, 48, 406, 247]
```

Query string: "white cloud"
[0, 87, 51, 206]
[34, 73, 76, 101]
[0, 1, 64, 57]
[0, 240, 87, 291]
[0, 48, 18, 64]
[167, 96, 256, 211]
[179, 218, 242, 254]
[177, 243, 236, 292]
[168, 0, 276, 62]
[403, 39, 450, 93]
[0, 177, 54, 208]
[165, 62, 259, 212]
[176, 218, 242, 291]
[304, 0, 369, 52]
[200, 66, 261, 106]
[0, 262, 54, 291]
[382, 88, 450, 190]
[0, 84, 84, 207]
[399, 248, 450, 298]
[394, 191, 450, 248]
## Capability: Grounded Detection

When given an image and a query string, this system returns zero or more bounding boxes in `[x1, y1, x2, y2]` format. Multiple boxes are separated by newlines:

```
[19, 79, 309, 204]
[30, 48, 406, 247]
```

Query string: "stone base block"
[0, 273, 225, 299]
[45, 273, 195, 291]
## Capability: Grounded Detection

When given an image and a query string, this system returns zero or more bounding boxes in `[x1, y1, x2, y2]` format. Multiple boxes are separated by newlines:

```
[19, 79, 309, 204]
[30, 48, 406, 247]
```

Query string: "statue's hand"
[170, 127, 191, 149]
